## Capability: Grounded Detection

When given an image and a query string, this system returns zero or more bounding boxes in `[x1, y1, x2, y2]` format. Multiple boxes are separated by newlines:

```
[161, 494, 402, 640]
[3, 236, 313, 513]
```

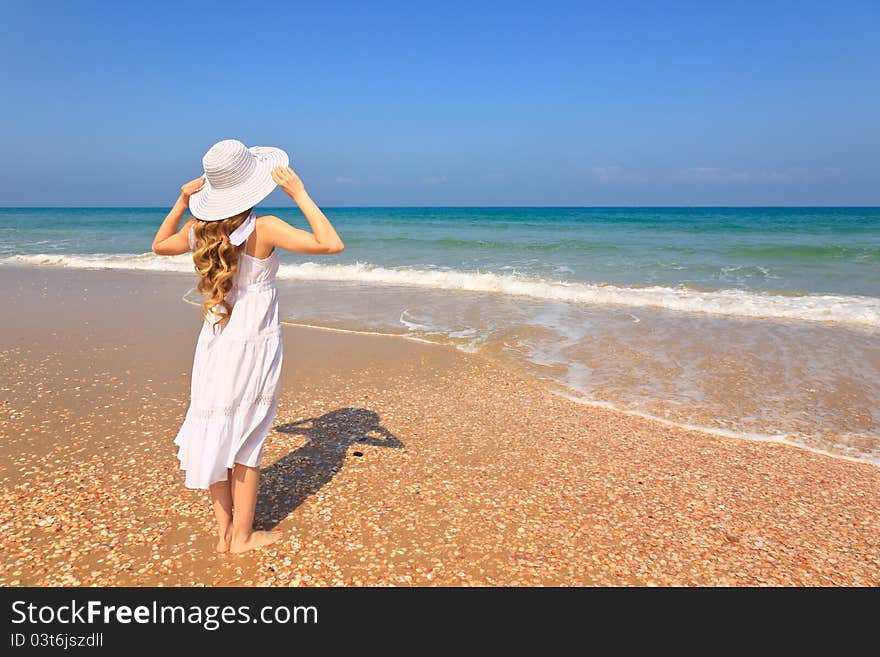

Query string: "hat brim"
[188, 146, 289, 221]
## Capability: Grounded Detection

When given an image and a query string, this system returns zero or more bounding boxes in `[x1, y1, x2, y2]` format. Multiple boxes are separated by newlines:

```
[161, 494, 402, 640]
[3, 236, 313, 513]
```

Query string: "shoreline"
[7, 253, 880, 329]
[1, 264, 878, 586]
[7, 256, 880, 465]
[274, 314, 880, 468]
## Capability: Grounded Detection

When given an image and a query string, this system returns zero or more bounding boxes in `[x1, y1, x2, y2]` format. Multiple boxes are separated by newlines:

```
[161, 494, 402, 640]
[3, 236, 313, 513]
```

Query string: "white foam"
[553, 390, 880, 466]
[5, 252, 196, 272]
[6, 252, 880, 327]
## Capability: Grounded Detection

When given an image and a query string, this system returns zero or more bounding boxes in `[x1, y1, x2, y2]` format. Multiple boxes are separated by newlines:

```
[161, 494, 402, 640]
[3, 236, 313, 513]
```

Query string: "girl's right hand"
[180, 176, 205, 201]
[272, 166, 307, 200]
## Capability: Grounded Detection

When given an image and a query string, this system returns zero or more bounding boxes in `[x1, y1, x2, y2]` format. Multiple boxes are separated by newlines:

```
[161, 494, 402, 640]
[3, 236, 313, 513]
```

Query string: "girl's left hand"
[181, 176, 206, 201]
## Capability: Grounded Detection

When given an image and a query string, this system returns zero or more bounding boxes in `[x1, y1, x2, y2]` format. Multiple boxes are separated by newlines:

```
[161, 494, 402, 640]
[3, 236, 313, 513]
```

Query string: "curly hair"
[190, 208, 252, 333]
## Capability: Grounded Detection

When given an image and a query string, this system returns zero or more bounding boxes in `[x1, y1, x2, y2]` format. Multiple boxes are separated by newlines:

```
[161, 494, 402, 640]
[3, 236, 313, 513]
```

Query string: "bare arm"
[152, 177, 205, 255]
[264, 167, 344, 255]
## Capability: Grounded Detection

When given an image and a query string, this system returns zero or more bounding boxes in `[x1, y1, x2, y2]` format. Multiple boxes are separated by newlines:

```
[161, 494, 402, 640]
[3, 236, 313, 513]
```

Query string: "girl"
[152, 139, 344, 554]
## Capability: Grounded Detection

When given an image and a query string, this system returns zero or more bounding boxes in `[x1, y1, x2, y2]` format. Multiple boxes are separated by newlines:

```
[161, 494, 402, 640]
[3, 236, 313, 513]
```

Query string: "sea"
[2, 207, 878, 464]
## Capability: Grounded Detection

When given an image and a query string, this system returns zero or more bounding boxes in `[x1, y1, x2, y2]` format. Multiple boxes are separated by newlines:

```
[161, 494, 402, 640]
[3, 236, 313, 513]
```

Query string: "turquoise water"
[2, 207, 879, 462]
[2, 207, 879, 297]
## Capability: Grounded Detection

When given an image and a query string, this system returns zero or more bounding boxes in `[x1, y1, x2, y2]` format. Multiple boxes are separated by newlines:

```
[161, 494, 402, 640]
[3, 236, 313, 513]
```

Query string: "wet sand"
[1, 264, 878, 586]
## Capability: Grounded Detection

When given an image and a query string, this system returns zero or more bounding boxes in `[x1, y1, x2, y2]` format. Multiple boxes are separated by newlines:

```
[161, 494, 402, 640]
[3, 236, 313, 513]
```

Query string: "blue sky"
[1, 0, 878, 206]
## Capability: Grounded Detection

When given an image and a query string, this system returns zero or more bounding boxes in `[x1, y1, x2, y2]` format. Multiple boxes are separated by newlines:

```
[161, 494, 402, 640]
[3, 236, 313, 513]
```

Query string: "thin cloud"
[684, 167, 753, 183]
[590, 165, 625, 182]
[679, 166, 838, 184]
[761, 166, 830, 182]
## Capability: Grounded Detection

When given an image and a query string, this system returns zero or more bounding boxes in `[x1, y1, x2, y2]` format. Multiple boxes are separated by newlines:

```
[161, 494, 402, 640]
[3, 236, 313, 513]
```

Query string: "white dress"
[173, 225, 283, 489]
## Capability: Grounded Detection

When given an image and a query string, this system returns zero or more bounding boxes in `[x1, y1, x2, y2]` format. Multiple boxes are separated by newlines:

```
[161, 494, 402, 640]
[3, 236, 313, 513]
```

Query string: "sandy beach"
[0, 264, 877, 586]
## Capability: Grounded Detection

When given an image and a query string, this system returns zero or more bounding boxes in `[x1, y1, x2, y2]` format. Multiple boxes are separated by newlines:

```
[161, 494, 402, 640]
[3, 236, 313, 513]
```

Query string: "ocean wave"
[4, 252, 197, 272]
[5, 252, 880, 327]
[719, 264, 781, 279]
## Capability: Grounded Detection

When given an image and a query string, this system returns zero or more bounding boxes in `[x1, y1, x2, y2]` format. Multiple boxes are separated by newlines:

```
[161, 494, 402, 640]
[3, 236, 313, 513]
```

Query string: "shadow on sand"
[254, 407, 403, 530]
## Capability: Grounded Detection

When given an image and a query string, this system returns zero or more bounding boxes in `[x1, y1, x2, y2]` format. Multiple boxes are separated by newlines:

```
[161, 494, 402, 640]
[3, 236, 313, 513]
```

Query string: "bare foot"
[216, 528, 232, 553]
[229, 530, 283, 555]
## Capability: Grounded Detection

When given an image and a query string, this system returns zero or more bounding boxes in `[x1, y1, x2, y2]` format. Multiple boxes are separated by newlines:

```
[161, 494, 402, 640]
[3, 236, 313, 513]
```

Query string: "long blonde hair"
[191, 208, 252, 333]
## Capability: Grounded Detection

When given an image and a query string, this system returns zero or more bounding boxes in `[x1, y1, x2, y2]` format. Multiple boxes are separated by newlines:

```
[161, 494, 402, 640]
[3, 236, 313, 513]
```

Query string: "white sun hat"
[189, 139, 289, 222]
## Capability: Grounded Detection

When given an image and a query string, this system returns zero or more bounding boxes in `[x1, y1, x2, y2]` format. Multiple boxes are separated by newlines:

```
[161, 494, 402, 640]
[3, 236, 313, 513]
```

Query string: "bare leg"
[209, 472, 233, 553]
[230, 463, 282, 554]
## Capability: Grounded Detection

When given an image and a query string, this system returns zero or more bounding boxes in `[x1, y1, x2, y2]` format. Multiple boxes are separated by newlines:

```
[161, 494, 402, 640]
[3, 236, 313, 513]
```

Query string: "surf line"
[179, 288, 444, 345]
